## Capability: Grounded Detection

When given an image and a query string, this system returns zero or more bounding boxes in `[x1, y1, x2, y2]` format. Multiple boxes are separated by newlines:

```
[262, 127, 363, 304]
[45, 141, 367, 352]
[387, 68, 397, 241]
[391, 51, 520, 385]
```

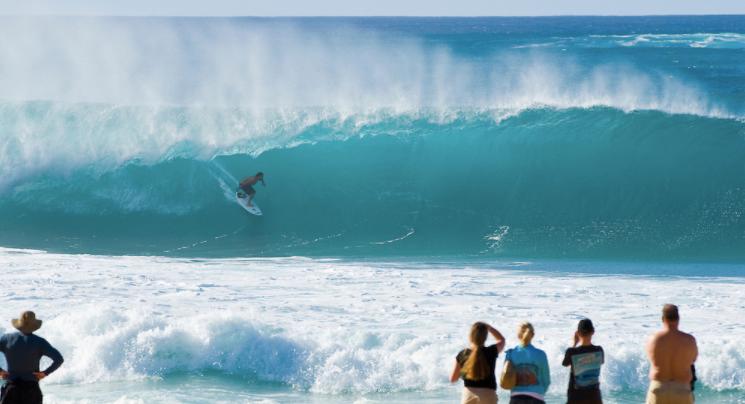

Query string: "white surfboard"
[236, 193, 262, 216]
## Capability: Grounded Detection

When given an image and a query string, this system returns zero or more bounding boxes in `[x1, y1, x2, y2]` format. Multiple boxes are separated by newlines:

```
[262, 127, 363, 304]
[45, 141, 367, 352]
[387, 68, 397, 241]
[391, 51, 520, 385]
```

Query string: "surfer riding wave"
[237, 172, 265, 207]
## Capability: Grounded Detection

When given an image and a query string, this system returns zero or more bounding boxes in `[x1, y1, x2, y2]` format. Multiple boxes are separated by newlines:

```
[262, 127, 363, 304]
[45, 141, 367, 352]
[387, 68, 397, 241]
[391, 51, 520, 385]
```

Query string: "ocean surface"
[0, 16, 744, 403]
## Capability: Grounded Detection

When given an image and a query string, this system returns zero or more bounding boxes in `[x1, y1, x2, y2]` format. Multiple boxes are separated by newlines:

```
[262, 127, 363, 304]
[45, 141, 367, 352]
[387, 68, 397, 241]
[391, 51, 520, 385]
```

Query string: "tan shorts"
[646, 381, 693, 404]
[461, 387, 498, 404]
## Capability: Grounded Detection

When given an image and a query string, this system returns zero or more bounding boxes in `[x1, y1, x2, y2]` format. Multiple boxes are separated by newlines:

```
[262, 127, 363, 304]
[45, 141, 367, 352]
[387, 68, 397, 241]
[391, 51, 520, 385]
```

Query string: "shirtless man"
[238, 172, 265, 207]
[645, 304, 697, 404]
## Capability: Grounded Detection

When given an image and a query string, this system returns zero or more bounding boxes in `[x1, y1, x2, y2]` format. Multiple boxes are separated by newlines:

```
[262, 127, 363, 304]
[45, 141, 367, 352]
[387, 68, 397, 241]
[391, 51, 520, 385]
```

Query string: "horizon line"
[1, 13, 745, 18]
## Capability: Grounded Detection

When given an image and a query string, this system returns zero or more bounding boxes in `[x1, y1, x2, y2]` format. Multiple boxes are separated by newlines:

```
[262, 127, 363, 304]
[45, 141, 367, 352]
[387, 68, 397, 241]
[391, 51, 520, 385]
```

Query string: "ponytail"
[463, 345, 490, 380]
[518, 322, 535, 346]
[462, 322, 490, 380]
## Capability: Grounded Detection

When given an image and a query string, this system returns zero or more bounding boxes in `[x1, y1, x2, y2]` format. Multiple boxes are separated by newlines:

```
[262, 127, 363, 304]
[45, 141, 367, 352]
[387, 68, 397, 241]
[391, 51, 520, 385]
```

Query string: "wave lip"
[0, 79, 733, 191]
[2, 107, 745, 260]
[0, 18, 739, 193]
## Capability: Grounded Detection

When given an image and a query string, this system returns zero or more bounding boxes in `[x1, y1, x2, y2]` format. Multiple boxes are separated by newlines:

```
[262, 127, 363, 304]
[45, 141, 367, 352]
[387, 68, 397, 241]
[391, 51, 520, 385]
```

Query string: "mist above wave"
[0, 17, 734, 196]
[0, 17, 735, 189]
[0, 18, 724, 111]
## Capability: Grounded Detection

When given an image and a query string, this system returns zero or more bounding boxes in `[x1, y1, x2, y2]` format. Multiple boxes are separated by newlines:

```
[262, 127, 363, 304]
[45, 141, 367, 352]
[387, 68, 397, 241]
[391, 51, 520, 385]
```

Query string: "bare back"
[240, 176, 259, 187]
[647, 328, 697, 383]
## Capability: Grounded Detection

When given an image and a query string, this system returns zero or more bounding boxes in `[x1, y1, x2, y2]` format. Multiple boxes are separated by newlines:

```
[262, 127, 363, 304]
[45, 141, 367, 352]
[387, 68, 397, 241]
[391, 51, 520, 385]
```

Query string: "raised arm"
[562, 349, 572, 367]
[563, 331, 579, 367]
[487, 324, 506, 353]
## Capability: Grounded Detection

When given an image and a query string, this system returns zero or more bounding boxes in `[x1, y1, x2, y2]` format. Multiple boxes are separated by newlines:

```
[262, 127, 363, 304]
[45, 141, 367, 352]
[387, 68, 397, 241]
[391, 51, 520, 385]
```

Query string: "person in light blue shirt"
[504, 322, 550, 404]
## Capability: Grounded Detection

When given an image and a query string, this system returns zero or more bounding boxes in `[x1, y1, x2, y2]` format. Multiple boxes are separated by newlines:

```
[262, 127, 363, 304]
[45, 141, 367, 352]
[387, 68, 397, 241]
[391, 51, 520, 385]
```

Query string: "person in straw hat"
[0, 311, 64, 404]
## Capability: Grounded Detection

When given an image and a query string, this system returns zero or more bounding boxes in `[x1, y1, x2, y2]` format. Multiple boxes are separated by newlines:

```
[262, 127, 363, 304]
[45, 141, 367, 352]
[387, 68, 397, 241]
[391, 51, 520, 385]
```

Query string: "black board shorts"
[240, 184, 256, 195]
[1, 380, 43, 404]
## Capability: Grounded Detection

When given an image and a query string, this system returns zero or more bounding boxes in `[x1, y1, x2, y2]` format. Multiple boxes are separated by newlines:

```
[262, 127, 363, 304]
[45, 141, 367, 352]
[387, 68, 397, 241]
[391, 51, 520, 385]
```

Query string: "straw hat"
[12, 311, 42, 334]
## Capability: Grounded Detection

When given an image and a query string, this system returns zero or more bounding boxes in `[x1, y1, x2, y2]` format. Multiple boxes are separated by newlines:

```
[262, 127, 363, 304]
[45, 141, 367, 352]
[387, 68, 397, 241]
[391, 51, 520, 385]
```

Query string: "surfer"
[238, 172, 265, 207]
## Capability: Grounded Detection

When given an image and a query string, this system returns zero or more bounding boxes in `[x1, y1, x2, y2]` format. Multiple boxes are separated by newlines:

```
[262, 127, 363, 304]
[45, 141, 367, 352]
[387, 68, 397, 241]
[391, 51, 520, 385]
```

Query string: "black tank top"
[456, 344, 499, 390]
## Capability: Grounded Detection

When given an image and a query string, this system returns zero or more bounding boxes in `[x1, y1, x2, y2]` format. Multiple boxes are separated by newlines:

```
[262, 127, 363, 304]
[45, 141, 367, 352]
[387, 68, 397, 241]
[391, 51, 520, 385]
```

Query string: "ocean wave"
[7, 297, 744, 395]
[0, 19, 736, 191]
[1, 18, 744, 260]
[20, 309, 745, 396]
[18, 307, 445, 394]
[1, 108, 744, 259]
[0, 94, 733, 191]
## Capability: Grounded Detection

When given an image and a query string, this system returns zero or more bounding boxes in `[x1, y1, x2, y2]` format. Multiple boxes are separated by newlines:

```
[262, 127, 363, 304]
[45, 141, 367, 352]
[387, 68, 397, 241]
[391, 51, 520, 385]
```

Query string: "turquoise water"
[40, 376, 745, 404]
[2, 104, 745, 260]
[1, 16, 745, 403]
[1, 16, 745, 260]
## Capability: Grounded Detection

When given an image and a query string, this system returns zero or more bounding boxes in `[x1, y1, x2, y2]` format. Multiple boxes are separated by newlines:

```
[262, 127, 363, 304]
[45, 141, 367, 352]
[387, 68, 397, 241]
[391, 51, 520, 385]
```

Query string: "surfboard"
[236, 193, 262, 216]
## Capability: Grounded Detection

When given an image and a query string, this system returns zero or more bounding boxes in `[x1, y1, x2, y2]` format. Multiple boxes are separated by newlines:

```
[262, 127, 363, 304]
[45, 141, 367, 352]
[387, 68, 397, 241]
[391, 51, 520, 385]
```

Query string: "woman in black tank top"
[450, 322, 506, 404]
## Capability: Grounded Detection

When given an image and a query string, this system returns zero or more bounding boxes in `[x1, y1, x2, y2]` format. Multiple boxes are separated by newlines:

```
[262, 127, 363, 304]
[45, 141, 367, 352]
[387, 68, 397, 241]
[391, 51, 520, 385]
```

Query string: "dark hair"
[256, 172, 264, 177]
[577, 318, 595, 336]
[662, 304, 680, 322]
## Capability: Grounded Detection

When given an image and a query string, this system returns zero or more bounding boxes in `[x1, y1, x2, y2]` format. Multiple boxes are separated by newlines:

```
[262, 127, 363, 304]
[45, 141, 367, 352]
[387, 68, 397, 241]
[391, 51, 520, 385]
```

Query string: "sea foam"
[2, 248, 744, 400]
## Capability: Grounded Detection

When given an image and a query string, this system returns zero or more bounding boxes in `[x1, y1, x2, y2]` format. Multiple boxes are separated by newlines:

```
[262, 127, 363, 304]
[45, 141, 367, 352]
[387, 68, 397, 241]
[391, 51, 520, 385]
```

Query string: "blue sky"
[2, 0, 745, 16]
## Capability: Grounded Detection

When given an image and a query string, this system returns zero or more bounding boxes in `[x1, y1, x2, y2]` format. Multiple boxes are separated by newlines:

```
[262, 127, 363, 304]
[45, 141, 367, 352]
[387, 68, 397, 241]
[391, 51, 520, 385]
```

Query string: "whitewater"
[1, 15, 745, 403]
[0, 248, 743, 403]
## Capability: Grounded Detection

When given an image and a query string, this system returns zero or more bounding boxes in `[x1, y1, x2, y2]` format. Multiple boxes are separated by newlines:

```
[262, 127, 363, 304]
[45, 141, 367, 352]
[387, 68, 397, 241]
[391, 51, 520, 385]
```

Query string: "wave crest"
[0, 18, 735, 189]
